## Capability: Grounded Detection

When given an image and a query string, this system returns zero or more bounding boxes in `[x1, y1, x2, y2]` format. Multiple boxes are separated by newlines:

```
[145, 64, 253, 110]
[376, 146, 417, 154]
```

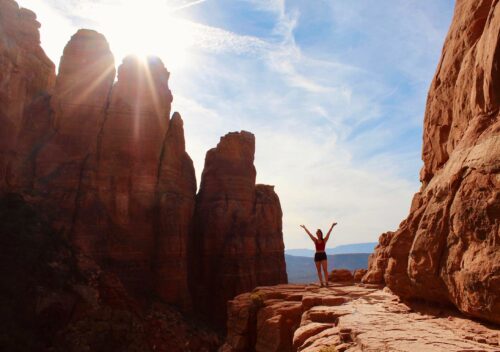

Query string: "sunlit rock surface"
[77, 55, 173, 297]
[222, 283, 500, 352]
[364, 0, 500, 324]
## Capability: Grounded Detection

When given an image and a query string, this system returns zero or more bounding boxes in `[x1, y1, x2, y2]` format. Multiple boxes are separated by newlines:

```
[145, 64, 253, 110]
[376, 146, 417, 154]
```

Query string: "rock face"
[364, 0, 500, 324]
[1, 0, 288, 325]
[8, 29, 116, 224]
[222, 283, 500, 352]
[192, 131, 288, 327]
[74, 55, 175, 299]
[1, 19, 197, 307]
[153, 112, 196, 308]
[0, 0, 55, 188]
[0, 193, 219, 352]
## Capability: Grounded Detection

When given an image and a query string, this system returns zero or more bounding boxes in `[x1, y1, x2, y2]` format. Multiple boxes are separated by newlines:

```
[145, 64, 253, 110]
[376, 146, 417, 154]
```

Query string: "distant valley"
[285, 242, 377, 257]
[285, 253, 370, 283]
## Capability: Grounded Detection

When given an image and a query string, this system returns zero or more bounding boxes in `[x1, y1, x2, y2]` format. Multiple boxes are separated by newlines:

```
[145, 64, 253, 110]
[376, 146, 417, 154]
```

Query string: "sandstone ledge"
[222, 283, 500, 352]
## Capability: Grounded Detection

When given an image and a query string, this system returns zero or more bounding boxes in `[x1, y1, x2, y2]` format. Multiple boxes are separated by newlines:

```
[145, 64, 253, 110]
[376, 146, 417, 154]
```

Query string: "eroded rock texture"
[1, 20, 197, 308]
[0, 0, 55, 188]
[0, 193, 219, 352]
[222, 283, 500, 352]
[8, 29, 116, 228]
[74, 55, 174, 298]
[364, 0, 500, 324]
[153, 112, 196, 308]
[1, 1, 288, 335]
[192, 131, 287, 327]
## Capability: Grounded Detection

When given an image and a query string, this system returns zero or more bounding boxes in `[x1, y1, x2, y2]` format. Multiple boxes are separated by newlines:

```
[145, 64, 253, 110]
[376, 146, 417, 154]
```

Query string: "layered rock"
[1, 0, 287, 328]
[0, 0, 55, 188]
[364, 0, 500, 324]
[72, 55, 176, 298]
[153, 112, 196, 308]
[8, 29, 116, 225]
[222, 284, 500, 352]
[2, 15, 196, 307]
[192, 131, 287, 326]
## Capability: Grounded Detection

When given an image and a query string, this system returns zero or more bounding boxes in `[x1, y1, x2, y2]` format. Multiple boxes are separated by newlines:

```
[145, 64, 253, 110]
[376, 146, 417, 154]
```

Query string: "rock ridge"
[363, 0, 500, 325]
[0, 0, 288, 328]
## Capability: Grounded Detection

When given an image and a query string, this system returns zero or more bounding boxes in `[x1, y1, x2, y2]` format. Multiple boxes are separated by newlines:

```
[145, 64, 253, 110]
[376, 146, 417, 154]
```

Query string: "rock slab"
[222, 283, 500, 352]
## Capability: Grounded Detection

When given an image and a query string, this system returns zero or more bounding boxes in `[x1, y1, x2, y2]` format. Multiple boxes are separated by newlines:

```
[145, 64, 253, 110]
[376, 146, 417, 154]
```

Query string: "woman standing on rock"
[300, 222, 337, 287]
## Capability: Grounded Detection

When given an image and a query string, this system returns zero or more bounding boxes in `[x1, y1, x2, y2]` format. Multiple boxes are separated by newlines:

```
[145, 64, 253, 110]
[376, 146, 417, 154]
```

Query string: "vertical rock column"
[0, 0, 55, 188]
[254, 184, 288, 286]
[80, 55, 173, 297]
[154, 112, 197, 309]
[192, 131, 287, 327]
[16, 30, 116, 234]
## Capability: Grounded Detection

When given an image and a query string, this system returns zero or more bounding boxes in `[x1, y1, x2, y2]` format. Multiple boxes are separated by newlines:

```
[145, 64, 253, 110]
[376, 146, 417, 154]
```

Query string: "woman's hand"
[332, 222, 338, 227]
[300, 224, 306, 229]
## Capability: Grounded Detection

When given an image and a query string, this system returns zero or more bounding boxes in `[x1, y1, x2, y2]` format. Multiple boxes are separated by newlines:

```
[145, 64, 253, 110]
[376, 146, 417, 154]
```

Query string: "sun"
[87, 0, 195, 71]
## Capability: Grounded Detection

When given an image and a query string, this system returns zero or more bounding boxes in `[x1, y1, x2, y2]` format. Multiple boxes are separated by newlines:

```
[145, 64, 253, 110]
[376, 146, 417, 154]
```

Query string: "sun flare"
[85, 0, 195, 70]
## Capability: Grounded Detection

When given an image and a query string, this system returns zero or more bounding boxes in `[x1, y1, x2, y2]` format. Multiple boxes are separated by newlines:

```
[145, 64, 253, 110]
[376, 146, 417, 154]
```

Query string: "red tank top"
[315, 240, 325, 252]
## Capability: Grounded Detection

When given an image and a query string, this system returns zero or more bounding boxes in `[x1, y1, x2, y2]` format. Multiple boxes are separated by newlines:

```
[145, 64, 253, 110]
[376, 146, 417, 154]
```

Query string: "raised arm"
[300, 225, 316, 243]
[324, 222, 337, 243]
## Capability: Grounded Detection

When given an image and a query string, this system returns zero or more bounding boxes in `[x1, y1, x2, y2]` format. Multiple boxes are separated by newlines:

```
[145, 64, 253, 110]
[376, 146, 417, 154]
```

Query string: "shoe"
[320, 282, 324, 287]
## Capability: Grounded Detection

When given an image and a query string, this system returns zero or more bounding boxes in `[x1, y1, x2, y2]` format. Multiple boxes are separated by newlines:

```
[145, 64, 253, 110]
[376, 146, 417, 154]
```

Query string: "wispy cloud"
[18, 0, 455, 249]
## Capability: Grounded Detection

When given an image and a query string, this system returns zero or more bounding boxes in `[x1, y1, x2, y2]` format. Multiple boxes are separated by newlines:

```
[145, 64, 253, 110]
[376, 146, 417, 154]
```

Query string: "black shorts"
[314, 252, 327, 262]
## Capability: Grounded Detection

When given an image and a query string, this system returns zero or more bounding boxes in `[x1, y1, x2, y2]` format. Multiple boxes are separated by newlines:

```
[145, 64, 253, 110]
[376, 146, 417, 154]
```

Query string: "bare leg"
[322, 260, 329, 286]
[315, 261, 324, 286]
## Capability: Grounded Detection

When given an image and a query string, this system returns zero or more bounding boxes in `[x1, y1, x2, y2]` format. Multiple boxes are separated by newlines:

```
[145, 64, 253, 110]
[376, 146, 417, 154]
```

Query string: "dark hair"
[316, 229, 323, 239]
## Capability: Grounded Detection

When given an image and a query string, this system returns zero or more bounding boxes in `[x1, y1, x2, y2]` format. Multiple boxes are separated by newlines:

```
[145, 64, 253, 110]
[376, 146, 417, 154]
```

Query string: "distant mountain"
[286, 253, 370, 283]
[286, 242, 377, 257]
[328, 242, 377, 254]
[285, 248, 316, 257]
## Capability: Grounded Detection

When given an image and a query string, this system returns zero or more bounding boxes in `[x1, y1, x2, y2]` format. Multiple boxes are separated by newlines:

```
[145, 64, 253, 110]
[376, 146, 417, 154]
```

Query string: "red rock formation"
[1, 0, 287, 324]
[153, 112, 196, 309]
[192, 131, 287, 326]
[0, 0, 55, 187]
[362, 231, 394, 284]
[364, 0, 500, 324]
[254, 184, 288, 285]
[329, 269, 354, 283]
[73, 55, 174, 297]
[9, 30, 116, 228]
[222, 284, 500, 352]
[3, 15, 196, 307]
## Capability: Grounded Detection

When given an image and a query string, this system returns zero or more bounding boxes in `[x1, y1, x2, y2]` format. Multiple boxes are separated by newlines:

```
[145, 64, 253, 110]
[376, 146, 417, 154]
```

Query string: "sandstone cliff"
[3, 26, 195, 306]
[364, 0, 500, 324]
[0, 193, 219, 352]
[192, 131, 288, 327]
[1, 0, 287, 327]
[0, 0, 55, 188]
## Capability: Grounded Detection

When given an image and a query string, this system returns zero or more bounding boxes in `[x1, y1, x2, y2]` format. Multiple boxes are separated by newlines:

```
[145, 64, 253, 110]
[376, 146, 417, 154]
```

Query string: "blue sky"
[18, 0, 455, 249]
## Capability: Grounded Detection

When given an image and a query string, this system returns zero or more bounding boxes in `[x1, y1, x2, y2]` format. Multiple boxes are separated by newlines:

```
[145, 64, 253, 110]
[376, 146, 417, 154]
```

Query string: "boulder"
[329, 270, 354, 283]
